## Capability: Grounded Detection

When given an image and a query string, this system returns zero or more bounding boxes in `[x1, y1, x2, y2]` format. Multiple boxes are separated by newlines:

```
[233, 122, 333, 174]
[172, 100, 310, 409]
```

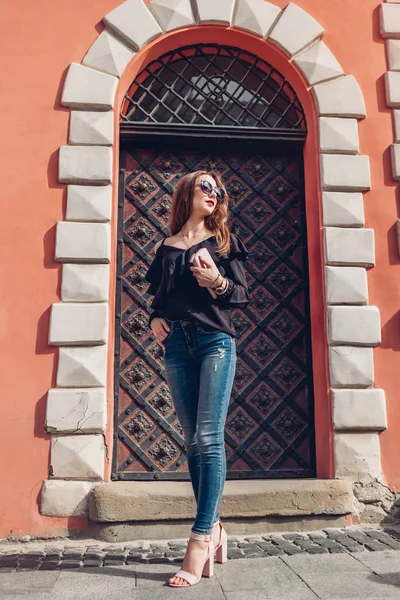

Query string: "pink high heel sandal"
[213, 520, 228, 564]
[168, 532, 215, 587]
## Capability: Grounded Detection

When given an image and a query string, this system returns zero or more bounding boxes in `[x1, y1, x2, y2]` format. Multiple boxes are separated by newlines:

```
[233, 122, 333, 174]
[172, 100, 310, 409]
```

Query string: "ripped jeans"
[163, 317, 236, 535]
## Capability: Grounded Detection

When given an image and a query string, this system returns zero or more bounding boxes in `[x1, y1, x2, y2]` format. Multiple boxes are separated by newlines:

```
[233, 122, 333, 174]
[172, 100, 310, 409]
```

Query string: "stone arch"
[42, 0, 386, 519]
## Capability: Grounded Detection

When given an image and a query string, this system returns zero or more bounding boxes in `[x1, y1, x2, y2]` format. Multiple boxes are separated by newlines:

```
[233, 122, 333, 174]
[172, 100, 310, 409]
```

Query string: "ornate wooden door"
[112, 146, 316, 481]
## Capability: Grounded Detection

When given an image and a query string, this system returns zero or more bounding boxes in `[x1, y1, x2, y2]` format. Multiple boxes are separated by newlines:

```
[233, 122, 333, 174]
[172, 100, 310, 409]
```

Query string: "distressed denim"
[163, 318, 236, 535]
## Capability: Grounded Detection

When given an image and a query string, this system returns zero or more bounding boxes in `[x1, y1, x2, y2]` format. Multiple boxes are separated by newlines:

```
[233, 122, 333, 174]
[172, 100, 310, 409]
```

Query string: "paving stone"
[283, 533, 308, 540]
[363, 540, 390, 552]
[227, 548, 245, 559]
[258, 544, 284, 556]
[126, 552, 145, 563]
[272, 542, 304, 555]
[242, 546, 264, 557]
[60, 560, 83, 569]
[305, 546, 328, 554]
[164, 551, 184, 558]
[83, 558, 103, 567]
[365, 531, 400, 549]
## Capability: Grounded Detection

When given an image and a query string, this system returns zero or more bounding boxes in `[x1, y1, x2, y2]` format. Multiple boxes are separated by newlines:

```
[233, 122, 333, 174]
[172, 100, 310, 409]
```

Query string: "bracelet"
[215, 278, 229, 295]
[210, 273, 222, 289]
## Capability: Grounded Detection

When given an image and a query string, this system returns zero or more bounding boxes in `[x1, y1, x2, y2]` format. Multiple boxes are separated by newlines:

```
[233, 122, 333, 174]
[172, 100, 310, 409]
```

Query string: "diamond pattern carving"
[148, 436, 180, 468]
[226, 408, 257, 442]
[124, 410, 155, 442]
[128, 173, 157, 201]
[148, 384, 173, 417]
[272, 408, 305, 441]
[124, 309, 148, 340]
[126, 261, 149, 293]
[127, 217, 156, 248]
[249, 333, 279, 367]
[269, 310, 302, 344]
[250, 435, 280, 467]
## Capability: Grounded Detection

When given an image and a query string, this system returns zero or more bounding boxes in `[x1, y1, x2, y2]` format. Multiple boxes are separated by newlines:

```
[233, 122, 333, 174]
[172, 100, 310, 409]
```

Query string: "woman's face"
[191, 174, 219, 218]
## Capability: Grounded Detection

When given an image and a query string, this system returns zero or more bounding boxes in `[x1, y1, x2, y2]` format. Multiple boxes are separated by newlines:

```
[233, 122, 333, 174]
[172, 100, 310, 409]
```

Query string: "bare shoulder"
[154, 239, 164, 252]
[164, 234, 184, 248]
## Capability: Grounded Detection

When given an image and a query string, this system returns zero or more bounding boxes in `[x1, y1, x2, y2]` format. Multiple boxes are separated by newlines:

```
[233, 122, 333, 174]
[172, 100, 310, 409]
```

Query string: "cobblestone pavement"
[1, 526, 400, 571]
[1, 528, 400, 599]
[1, 527, 400, 599]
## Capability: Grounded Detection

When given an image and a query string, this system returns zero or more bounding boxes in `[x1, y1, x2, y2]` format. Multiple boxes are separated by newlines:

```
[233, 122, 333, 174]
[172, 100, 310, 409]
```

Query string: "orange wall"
[0, 0, 398, 538]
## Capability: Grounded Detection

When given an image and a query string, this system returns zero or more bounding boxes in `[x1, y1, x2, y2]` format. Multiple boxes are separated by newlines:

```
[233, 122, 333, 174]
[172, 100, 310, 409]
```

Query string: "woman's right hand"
[150, 317, 170, 345]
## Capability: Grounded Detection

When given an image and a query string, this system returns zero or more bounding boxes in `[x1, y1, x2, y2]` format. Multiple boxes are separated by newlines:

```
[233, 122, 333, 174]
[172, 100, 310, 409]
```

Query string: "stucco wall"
[0, 0, 398, 537]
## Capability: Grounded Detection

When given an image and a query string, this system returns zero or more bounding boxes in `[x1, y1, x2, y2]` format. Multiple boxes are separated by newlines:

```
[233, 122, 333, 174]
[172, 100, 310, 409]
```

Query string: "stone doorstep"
[89, 479, 354, 524]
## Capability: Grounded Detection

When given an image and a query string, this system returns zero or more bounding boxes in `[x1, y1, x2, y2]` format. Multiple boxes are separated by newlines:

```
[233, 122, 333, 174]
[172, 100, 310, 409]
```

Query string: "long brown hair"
[168, 170, 231, 256]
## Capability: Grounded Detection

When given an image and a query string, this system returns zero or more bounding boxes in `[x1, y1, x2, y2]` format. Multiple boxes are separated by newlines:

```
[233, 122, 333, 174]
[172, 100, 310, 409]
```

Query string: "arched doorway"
[112, 44, 315, 481]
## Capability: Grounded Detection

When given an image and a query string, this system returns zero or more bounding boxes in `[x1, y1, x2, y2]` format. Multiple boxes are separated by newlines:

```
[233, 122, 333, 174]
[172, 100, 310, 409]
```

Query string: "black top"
[144, 233, 250, 337]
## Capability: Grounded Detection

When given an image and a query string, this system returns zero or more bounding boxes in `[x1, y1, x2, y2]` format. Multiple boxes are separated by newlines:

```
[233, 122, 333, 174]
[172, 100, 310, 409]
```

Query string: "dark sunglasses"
[199, 179, 225, 203]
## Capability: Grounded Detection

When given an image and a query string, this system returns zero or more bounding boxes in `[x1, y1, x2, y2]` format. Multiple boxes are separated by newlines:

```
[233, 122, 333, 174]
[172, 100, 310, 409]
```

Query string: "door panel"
[112, 147, 316, 480]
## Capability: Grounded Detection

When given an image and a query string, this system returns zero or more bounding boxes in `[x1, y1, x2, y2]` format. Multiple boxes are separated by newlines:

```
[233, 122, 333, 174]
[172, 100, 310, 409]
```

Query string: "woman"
[144, 170, 249, 587]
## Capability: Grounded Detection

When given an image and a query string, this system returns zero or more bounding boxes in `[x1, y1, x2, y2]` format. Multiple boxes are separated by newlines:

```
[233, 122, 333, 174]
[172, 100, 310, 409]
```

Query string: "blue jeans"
[163, 318, 236, 535]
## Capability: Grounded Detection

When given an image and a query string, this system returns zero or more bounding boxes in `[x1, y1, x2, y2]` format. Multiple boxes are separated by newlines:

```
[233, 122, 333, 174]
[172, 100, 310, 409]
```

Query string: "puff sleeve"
[144, 247, 163, 296]
[215, 234, 250, 308]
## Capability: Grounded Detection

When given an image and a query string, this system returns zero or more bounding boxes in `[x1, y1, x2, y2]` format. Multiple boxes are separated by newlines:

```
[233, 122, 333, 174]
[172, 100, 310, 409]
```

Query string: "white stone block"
[149, 0, 195, 31]
[332, 389, 387, 431]
[62, 264, 110, 302]
[49, 303, 108, 346]
[61, 63, 118, 110]
[195, 0, 236, 24]
[391, 144, 400, 180]
[294, 41, 343, 85]
[41, 480, 96, 516]
[55, 222, 111, 263]
[334, 433, 381, 481]
[329, 346, 374, 388]
[325, 228, 375, 267]
[313, 75, 366, 118]
[83, 31, 135, 78]
[269, 3, 324, 56]
[393, 110, 400, 142]
[46, 388, 107, 434]
[381, 3, 400, 38]
[328, 306, 381, 347]
[69, 111, 114, 146]
[104, 0, 162, 50]
[319, 118, 359, 155]
[59, 146, 112, 185]
[57, 346, 108, 387]
[385, 71, 400, 107]
[50, 435, 105, 480]
[233, 0, 281, 37]
[320, 154, 371, 192]
[66, 185, 112, 223]
[322, 192, 364, 227]
[325, 266, 368, 305]
[387, 39, 400, 71]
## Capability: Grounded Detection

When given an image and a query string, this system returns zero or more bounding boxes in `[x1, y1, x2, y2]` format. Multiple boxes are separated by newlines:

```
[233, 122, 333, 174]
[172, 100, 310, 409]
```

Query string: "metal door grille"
[120, 44, 306, 131]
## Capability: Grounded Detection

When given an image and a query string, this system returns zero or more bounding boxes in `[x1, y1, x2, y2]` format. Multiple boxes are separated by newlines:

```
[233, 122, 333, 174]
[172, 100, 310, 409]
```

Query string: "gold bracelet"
[215, 278, 228, 295]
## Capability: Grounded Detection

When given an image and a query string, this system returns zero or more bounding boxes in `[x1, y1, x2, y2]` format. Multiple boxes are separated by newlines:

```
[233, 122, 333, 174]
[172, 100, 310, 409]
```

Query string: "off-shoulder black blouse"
[144, 233, 249, 337]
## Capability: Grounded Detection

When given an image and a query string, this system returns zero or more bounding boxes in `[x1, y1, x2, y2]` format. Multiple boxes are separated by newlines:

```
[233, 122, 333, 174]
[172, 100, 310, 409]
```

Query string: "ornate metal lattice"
[120, 44, 306, 130]
[113, 148, 316, 480]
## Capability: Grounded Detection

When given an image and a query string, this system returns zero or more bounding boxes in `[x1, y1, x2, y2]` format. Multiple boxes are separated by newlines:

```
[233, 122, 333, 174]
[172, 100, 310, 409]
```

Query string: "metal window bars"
[120, 44, 306, 131]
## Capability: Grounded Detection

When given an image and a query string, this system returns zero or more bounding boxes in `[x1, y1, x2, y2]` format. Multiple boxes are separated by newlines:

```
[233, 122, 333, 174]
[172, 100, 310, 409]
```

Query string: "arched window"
[121, 44, 306, 132]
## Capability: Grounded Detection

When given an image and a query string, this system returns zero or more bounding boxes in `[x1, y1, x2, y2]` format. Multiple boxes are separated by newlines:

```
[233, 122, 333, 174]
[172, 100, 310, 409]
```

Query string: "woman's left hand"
[190, 256, 220, 288]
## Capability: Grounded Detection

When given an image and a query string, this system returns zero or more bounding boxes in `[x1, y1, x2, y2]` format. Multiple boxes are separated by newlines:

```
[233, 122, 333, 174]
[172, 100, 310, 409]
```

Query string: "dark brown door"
[112, 146, 316, 481]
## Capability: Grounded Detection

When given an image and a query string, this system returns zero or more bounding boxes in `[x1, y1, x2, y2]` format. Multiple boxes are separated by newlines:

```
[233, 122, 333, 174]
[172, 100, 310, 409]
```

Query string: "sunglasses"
[199, 179, 226, 203]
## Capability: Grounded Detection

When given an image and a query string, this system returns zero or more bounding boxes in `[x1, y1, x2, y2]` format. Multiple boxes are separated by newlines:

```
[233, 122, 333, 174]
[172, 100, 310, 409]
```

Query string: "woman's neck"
[180, 218, 210, 239]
